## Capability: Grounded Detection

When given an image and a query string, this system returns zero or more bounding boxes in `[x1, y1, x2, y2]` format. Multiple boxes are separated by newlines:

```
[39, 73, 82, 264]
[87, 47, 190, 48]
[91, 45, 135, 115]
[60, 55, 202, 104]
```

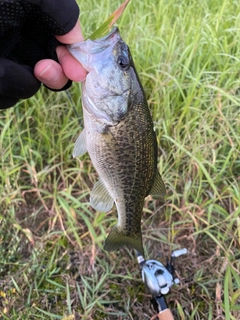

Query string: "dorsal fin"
[150, 171, 166, 197]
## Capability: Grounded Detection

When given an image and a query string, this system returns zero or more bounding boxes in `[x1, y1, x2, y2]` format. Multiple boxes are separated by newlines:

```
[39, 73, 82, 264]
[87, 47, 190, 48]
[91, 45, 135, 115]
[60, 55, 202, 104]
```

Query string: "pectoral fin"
[90, 179, 114, 212]
[150, 171, 166, 197]
[73, 129, 87, 158]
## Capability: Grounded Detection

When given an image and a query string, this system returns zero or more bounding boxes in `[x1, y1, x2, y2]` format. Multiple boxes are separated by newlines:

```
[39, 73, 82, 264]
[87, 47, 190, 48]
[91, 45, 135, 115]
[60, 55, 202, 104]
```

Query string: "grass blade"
[88, 0, 131, 40]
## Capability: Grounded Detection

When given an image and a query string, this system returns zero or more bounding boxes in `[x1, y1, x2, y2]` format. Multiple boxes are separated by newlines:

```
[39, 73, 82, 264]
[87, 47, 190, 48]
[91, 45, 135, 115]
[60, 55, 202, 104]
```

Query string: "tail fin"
[104, 226, 144, 255]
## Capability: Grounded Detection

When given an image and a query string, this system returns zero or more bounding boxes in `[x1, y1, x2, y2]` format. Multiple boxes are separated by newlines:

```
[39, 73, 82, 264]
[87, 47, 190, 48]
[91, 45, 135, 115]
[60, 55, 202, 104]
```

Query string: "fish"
[67, 27, 165, 256]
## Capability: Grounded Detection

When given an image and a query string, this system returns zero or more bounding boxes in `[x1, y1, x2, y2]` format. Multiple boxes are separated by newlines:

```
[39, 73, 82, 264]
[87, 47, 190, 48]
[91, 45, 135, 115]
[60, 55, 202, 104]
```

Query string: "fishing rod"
[66, 92, 187, 319]
[137, 248, 187, 320]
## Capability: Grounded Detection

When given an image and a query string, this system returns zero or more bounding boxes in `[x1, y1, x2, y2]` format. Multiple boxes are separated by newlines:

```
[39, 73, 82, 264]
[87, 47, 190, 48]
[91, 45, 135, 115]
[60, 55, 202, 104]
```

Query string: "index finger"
[56, 20, 84, 44]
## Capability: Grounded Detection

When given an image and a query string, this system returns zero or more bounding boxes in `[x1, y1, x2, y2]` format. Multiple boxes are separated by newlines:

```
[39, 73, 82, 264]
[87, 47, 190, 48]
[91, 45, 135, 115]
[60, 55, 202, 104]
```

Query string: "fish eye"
[117, 55, 129, 70]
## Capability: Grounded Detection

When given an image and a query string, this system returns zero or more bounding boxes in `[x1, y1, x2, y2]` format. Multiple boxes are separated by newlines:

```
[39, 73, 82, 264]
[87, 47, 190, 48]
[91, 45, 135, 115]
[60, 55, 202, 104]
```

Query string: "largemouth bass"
[68, 27, 165, 256]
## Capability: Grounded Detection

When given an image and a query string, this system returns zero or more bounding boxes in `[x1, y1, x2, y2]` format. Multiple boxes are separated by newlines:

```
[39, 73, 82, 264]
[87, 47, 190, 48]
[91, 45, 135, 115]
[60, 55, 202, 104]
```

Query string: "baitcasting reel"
[137, 248, 187, 320]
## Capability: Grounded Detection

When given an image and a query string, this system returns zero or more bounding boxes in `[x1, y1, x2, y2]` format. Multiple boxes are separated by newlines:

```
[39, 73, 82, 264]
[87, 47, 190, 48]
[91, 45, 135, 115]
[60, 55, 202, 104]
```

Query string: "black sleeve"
[0, 58, 41, 109]
[0, 0, 80, 109]
[26, 0, 79, 34]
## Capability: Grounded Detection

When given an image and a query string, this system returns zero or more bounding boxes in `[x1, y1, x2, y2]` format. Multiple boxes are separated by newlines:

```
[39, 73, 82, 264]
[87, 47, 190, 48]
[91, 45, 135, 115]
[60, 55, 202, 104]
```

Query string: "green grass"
[1, 0, 240, 319]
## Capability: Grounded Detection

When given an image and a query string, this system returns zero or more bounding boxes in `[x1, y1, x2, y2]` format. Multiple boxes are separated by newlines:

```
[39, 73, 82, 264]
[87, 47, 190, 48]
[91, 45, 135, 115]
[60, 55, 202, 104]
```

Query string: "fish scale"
[68, 27, 166, 256]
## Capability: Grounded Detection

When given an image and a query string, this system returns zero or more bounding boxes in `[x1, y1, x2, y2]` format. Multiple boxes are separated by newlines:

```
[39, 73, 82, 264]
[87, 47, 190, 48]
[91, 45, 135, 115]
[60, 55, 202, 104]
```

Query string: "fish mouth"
[87, 27, 121, 54]
[67, 27, 122, 69]
[92, 27, 119, 42]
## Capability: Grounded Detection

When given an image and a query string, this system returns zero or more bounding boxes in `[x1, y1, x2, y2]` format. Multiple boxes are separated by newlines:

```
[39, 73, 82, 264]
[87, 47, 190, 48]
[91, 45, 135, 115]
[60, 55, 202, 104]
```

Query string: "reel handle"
[158, 308, 175, 320]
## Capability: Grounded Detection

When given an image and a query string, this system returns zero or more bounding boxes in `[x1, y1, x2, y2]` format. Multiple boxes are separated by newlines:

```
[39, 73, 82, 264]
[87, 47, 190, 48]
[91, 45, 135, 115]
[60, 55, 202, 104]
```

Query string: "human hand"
[34, 19, 87, 91]
[0, 0, 87, 109]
